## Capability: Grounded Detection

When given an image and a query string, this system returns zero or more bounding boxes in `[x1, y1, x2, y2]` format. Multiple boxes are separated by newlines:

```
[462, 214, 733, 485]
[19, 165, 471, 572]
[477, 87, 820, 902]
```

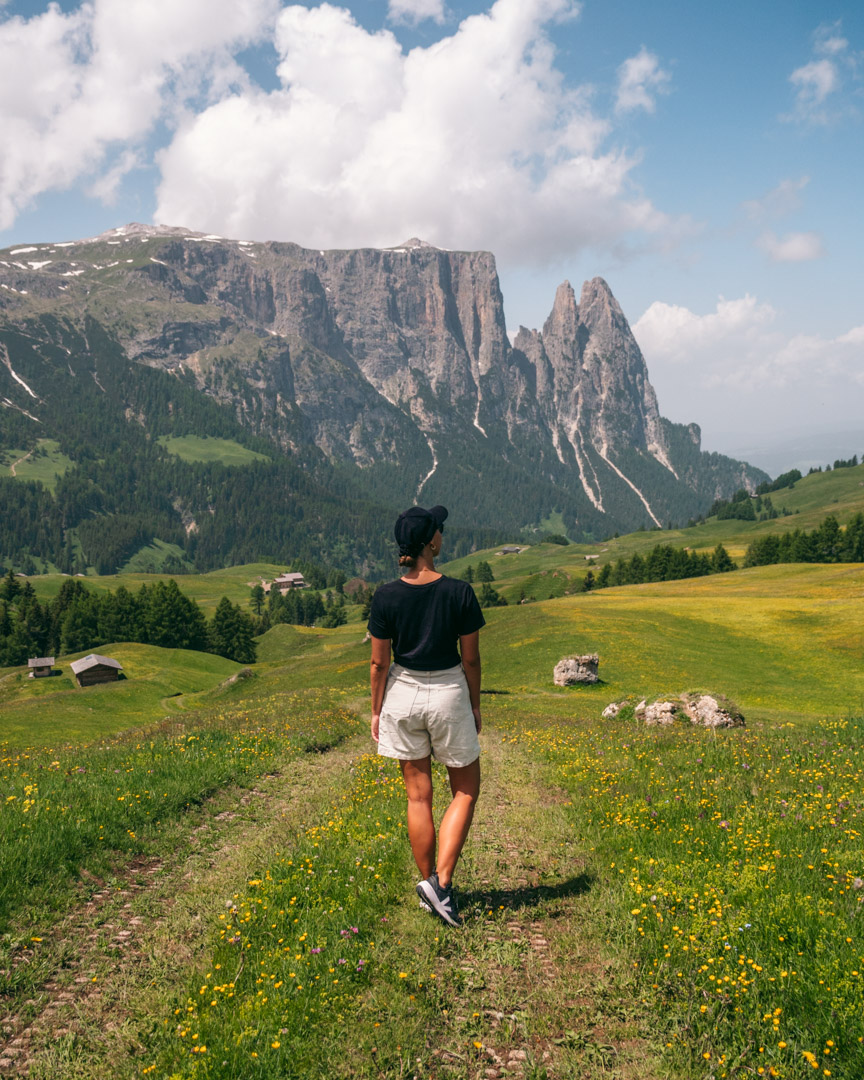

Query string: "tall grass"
[0, 691, 360, 938]
[498, 702, 864, 1078]
[142, 753, 415, 1078]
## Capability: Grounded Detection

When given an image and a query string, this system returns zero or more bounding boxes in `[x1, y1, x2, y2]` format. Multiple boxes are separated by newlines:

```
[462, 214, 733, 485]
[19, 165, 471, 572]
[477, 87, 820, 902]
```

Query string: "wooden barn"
[28, 657, 55, 678]
[70, 654, 124, 687]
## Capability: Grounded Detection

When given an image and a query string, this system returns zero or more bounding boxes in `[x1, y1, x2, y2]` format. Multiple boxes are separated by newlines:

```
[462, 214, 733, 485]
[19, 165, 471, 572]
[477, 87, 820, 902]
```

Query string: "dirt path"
[0, 727, 661, 1079]
[0, 734, 370, 1078]
[418, 731, 660, 1080]
[7, 450, 33, 478]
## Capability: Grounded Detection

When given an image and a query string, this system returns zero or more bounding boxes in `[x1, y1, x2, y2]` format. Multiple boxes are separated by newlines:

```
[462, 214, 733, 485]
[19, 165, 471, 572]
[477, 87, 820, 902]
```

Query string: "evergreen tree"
[475, 561, 494, 583]
[98, 586, 143, 644]
[1, 614, 32, 667]
[710, 544, 735, 573]
[0, 569, 21, 603]
[141, 580, 208, 650]
[209, 597, 257, 663]
[61, 596, 103, 654]
[478, 582, 506, 608]
[361, 586, 378, 622]
[249, 584, 265, 615]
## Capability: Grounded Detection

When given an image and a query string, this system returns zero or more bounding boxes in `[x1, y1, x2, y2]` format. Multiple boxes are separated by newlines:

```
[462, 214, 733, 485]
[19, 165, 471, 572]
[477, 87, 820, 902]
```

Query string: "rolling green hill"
[0, 642, 241, 744]
[158, 562, 864, 729]
[22, 562, 286, 618]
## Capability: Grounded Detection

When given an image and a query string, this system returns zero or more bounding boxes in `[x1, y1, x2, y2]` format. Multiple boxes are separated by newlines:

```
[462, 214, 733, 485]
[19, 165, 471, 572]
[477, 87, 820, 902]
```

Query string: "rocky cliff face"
[0, 224, 766, 537]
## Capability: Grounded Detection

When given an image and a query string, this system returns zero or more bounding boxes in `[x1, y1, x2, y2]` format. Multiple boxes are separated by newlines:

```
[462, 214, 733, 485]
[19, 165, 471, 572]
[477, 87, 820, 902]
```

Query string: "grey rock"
[553, 654, 599, 686]
[640, 700, 679, 725]
[684, 693, 745, 729]
[628, 693, 745, 729]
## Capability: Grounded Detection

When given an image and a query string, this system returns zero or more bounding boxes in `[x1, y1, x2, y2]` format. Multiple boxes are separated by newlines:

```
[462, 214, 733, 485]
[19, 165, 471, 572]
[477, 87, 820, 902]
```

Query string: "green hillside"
[157, 434, 271, 466]
[93, 561, 858, 731]
[23, 562, 286, 618]
[0, 438, 75, 492]
[0, 642, 241, 744]
[440, 461, 864, 597]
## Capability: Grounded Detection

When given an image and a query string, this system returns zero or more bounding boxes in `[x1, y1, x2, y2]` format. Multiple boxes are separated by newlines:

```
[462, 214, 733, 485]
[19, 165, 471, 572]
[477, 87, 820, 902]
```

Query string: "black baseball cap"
[394, 505, 448, 555]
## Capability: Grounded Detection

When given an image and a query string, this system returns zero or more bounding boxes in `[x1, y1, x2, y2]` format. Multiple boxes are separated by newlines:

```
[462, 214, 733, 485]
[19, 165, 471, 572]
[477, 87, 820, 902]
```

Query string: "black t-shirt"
[367, 575, 486, 670]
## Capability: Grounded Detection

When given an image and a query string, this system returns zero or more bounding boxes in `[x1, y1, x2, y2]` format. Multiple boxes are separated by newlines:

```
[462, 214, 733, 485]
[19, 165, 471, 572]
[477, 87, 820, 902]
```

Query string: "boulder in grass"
[553, 654, 600, 686]
[684, 693, 745, 729]
[641, 700, 679, 726]
[604, 692, 745, 729]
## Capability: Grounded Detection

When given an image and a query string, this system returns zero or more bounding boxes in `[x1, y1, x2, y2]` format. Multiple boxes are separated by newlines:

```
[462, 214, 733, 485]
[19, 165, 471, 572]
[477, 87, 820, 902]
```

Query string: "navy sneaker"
[416, 872, 462, 927]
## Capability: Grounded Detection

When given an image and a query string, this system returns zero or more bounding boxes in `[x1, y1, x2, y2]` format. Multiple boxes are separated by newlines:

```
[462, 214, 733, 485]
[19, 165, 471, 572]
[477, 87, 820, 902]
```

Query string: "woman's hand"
[369, 636, 391, 744]
[472, 706, 482, 735]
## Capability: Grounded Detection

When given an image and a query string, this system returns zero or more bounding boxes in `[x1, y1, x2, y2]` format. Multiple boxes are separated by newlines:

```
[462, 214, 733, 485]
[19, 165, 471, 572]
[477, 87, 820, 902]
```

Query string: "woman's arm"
[459, 630, 482, 734]
[369, 635, 392, 741]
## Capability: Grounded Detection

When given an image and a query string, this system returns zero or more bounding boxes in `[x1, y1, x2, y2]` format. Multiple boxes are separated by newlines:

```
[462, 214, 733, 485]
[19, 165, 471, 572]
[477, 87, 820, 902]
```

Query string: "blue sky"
[1, 0, 862, 466]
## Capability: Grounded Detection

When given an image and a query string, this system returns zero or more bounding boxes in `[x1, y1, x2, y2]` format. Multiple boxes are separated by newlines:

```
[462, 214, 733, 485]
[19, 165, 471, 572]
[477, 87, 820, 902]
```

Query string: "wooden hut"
[28, 657, 55, 678]
[70, 654, 123, 687]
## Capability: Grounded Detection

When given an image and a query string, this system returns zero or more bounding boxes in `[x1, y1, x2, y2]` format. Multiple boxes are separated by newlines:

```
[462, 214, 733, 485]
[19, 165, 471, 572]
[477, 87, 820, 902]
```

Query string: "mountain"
[0, 224, 766, 574]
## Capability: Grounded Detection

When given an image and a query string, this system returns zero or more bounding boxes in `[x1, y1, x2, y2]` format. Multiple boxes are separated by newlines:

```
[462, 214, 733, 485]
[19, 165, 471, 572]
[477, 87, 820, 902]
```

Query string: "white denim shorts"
[377, 663, 480, 769]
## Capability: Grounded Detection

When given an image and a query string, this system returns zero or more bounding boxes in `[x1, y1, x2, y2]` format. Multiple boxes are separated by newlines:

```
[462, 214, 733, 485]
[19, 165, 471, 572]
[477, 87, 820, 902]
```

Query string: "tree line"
[743, 513, 864, 567]
[0, 572, 257, 667]
[591, 543, 736, 590]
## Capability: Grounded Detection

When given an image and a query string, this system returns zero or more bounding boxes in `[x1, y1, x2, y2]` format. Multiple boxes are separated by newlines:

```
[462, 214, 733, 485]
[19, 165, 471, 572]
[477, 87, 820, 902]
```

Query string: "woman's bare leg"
[436, 758, 481, 887]
[400, 757, 435, 879]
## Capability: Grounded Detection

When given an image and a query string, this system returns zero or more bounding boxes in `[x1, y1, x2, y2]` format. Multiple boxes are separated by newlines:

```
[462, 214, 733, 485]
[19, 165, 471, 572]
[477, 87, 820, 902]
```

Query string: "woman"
[368, 505, 485, 927]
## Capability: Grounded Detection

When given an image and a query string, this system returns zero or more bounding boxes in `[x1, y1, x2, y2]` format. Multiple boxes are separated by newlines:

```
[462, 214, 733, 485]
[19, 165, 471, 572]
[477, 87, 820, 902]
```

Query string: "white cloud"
[86, 149, 143, 205]
[790, 58, 838, 107]
[615, 47, 670, 114]
[634, 295, 777, 366]
[0, 0, 278, 230]
[634, 295, 864, 396]
[154, 0, 676, 263]
[743, 176, 809, 221]
[757, 230, 825, 263]
[388, 0, 446, 25]
[814, 21, 849, 57]
[785, 21, 860, 124]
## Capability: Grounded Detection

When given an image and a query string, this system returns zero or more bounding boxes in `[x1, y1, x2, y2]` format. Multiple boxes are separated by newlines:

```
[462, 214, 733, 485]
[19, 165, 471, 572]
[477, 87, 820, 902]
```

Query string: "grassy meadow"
[0, 644, 242, 743]
[0, 439, 74, 492]
[443, 460, 864, 590]
[157, 435, 271, 467]
[21, 562, 287, 619]
[1, 537, 863, 1076]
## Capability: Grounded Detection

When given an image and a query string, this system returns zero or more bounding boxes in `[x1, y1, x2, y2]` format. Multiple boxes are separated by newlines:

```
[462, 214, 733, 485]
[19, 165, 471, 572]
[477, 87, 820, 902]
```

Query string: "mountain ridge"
[0, 225, 767, 573]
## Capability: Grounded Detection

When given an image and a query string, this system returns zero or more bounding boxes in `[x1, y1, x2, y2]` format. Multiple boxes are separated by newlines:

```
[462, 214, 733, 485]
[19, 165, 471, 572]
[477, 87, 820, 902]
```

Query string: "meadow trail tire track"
[0, 734, 370, 1078]
[425, 731, 661, 1080]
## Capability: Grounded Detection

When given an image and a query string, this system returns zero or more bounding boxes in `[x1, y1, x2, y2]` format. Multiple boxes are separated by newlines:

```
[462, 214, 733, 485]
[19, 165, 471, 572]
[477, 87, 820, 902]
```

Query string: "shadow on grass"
[462, 872, 593, 913]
